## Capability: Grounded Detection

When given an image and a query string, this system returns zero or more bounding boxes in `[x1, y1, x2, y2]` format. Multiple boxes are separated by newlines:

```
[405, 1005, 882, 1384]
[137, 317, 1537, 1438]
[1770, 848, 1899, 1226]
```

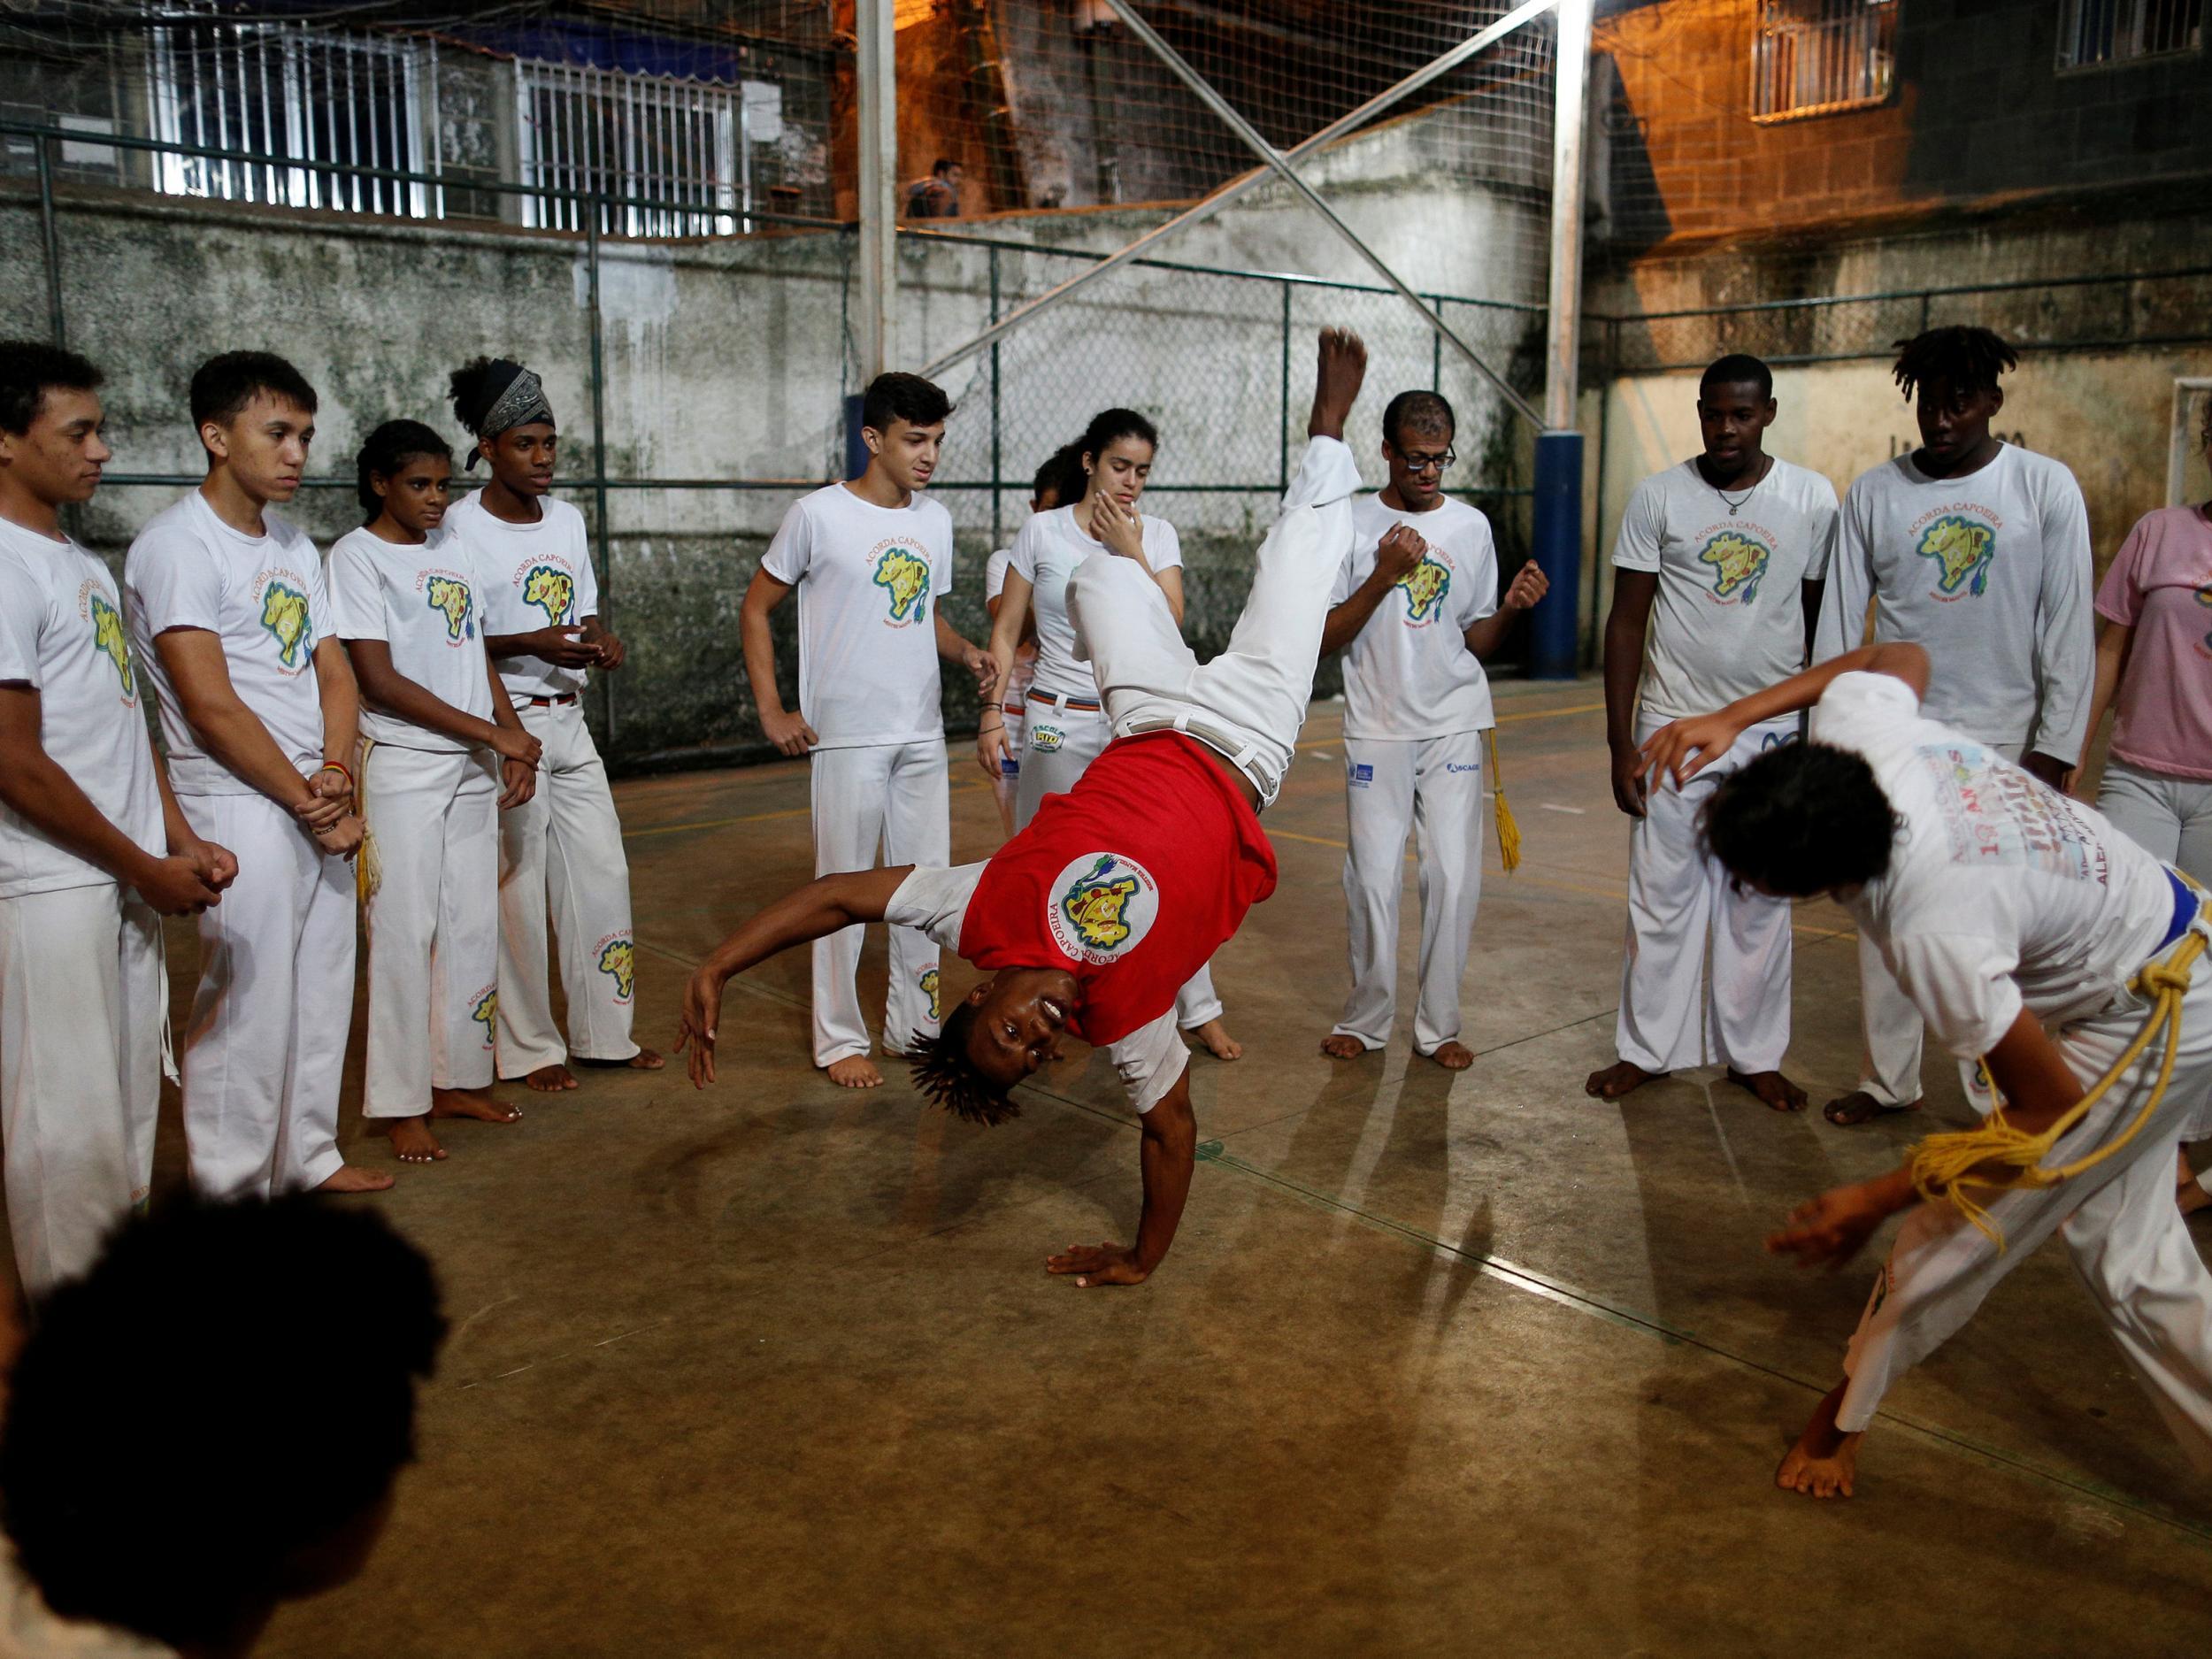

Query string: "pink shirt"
[2096, 503, 2212, 781]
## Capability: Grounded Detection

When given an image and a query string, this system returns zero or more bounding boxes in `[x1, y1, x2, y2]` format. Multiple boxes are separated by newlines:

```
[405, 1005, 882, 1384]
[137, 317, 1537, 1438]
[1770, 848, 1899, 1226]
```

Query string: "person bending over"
[0, 1196, 445, 1656]
[682, 330, 1375, 1287]
[1643, 641, 2212, 1499]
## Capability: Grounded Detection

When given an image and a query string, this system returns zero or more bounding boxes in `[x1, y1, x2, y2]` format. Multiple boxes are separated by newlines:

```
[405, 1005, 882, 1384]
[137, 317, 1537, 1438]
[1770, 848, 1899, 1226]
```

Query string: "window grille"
[515, 61, 751, 238]
[2056, 0, 2204, 67]
[145, 19, 438, 218]
[1750, 0, 1898, 123]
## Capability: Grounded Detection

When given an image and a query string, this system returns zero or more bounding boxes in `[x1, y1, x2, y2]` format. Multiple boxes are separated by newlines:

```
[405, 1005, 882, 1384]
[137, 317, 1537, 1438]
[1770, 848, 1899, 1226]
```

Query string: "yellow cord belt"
[1486, 727, 1521, 874]
[1909, 917, 2208, 1248]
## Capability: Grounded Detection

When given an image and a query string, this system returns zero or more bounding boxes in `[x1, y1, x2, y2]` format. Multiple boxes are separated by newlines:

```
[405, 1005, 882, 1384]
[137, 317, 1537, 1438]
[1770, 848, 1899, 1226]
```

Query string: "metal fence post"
[36, 134, 65, 347]
[1430, 293, 1443, 393]
[989, 244, 1002, 548]
[587, 197, 615, 745]
[1278, 280, 1292, 494]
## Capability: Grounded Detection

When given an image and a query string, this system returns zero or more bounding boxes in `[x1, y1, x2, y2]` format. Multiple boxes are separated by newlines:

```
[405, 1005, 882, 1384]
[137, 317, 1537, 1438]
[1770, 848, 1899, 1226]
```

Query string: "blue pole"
[843, 393, 868, 481]
[1529, 429, 1583, 680]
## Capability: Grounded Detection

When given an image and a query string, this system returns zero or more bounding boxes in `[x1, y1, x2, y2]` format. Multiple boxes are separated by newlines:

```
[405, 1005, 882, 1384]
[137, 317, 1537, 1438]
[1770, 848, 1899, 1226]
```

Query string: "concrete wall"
[0, 105, 1548, 767]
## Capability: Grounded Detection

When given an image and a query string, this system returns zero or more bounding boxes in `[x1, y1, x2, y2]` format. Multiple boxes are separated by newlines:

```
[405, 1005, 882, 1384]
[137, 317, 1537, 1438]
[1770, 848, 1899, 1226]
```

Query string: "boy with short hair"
[0, 341, 238, 1296]
[125, 351, 387, 1200]
[740, 372, 996, 1088]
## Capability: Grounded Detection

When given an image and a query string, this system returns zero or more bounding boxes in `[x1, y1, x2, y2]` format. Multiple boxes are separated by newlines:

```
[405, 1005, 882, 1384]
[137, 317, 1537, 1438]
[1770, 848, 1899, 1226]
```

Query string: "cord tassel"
[1486, 726, 1521, 874]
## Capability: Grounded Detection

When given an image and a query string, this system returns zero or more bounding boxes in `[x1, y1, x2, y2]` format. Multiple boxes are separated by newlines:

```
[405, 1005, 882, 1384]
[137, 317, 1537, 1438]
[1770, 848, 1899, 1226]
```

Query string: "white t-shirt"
[1328, 495, 1498, 739]
[883, 862, 1188, 1113]
[1612, 457, 1839, 719]
[985, 547, 1013, 603]
[1813, 444, 2093, 764]
[1813, 670, 2176, 1060]
[323, 525, 494, 752]
[124, 491, 327, 796]
[760, 483, 956, 750]
[444, 491, 599, 703]
[0, 520, 165, 898]
[1007, 504, 1184, 703]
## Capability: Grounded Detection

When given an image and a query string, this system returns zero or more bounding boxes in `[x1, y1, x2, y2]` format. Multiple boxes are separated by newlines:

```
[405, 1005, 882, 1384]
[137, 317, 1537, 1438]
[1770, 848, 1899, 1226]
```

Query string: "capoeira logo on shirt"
[84, 589, 135, 700]
[470, 987, 497, 1048]
[258, 579, 311, 668]
[596, 934, 635, 1002]
[1915, 514, 1996, 600]
[1048, 852, 1161, 965]
[1395, 554, 1452, 625]
[919, 965, 941, 1023]
[522, 565, 576, 627]
[872, 541, 932, 625]
[1696, 529, 1771, 604]
[425, 575, 474, 642]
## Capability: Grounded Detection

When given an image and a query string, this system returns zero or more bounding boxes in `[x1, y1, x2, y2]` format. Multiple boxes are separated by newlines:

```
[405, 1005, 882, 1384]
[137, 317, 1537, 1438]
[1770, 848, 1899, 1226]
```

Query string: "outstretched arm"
[1640, 641, 1932, 791]
[677, 864, 912, 1086]
[1047, 1065, 1198, 1288]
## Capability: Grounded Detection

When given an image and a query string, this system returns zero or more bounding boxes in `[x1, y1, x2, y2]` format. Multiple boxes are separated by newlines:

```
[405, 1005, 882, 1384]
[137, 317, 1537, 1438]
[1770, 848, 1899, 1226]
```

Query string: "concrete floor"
[117, 680, 2212, 1655]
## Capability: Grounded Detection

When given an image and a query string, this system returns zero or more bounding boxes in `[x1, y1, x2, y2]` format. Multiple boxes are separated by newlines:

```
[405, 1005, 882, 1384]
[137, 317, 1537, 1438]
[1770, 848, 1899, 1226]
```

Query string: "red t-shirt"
[957, 733, 1278, 1045]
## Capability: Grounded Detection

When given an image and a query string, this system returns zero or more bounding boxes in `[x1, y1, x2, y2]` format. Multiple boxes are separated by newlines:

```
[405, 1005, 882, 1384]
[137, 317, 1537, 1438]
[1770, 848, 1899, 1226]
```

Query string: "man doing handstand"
[680, 331, 1381, 1287]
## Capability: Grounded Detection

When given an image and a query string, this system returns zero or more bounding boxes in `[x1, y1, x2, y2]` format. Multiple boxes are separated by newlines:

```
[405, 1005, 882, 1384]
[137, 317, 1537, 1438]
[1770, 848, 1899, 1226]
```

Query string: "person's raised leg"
[1591, 726, 1708, 1102]
[495, 700, 572, 1092]
[542, 703, 658, 1074]
[0, 885, 144, 1298]
[360, 742, 454, 1165]
[879, 736, 950, 1056]
[1409, 730, 1484, 1071]
[1325, 738, 1415, 1060]
[1825, 935, 1924, 1125]
[810, 741, 892, 1086]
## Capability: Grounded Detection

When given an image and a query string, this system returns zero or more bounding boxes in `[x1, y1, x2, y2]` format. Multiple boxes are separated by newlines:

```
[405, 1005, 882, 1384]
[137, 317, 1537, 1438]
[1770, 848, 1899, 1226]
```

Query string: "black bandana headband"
[462, 360, 556, 469]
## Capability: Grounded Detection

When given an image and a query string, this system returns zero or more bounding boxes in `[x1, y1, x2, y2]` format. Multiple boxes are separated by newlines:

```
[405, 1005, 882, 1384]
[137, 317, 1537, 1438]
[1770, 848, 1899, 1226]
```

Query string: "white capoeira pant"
[498, 697, 638, 1074]
[1332, 729, 1486, 1056]
[0, 883, 163, 1298]
[1615, 711, 1796, 1076]
[1015, 691, 1225, 1030]
[361, 741, 500, 1117]
[1066, 435, 1363, 807]
[810, 735, 950, 1065]
[1836, 900, 2212, 1463]
[177, 791, 352, 1199]
[1856, 738, 2024, 1106]
[2099, 759, 2212, 887]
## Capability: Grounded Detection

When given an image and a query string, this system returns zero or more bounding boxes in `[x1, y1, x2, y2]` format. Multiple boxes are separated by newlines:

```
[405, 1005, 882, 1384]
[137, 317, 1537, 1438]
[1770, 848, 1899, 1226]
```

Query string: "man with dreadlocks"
[1811, 326, 2093, 1127]
[1641, 641, 2212, 1499]
[679, 330, 1376, 1288]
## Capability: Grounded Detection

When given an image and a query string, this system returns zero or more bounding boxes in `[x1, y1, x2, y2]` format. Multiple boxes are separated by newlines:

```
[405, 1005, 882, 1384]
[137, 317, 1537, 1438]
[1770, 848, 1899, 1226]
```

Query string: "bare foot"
[1727, 1067, 1808, 1112]
[388, 1117, 445, 1164]
[1776, 1381, 1863, 1500]
[1307, 327, 1368, 440]
[433, 1087, 522, 1124]
[519, 1064, 578, 1093]
[576, 1049, 666, 1071]
[1585, 1060, 1663, 1101]
[826, 1056, 883, 1089]
[1426, 1041, 1475, 1071]
[315, 1164, 396, 1193]
[1822, 1089, 1918, 1127]
[1319, 1033, 1369, 1060]
[1187, 1018, 1242, 1062]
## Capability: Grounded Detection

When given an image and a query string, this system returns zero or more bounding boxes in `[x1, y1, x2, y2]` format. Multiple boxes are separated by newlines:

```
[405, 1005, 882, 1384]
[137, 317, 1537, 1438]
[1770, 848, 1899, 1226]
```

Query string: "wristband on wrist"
[316, 760, 354, 790]
[978, 718, 1004, 733]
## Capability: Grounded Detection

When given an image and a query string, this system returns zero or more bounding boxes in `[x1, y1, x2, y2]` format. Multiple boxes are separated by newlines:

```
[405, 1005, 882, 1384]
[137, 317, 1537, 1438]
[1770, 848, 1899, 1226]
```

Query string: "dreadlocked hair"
[905, 1002, 1020, 1126]
[1891, 326, 2017, 403]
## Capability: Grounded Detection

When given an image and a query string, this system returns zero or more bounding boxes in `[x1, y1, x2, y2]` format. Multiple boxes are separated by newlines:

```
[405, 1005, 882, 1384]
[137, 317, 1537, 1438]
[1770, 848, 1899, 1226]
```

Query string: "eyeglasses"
[1396, 448, 1456, 473]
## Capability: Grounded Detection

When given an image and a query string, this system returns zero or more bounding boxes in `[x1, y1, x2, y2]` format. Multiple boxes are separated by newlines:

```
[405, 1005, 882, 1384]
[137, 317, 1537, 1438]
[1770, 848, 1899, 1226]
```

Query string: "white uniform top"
[883, 861, 1186, 1113]
[1328, 495, 1498, 740]
[443, 491, 598, 703]
[124, 491, 327, 797]
[1814, 670, 2176, 1060]
[760, 482, 955, 750]
[1611, 457, 1839, 720]
[0, 519, 164, 898]
[1813, 444, 2093, 764]
[985, 547, 1012, 603]
[323, 525, 494, 752]
[1007, 504, 1183, 702]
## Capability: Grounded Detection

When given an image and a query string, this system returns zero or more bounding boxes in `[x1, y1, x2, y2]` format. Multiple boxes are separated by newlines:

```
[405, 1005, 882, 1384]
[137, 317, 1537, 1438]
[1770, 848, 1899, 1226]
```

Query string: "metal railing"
[1749, 0, 1896, 123]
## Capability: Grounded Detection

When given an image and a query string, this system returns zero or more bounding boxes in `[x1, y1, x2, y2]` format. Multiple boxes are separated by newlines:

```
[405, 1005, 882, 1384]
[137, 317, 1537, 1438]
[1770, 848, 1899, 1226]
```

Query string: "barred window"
[1750, 0, 1898, 123]
[516, 61, 762, 239]
[2056, 0, 2204, 68]
[146, 19, 439, 218]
